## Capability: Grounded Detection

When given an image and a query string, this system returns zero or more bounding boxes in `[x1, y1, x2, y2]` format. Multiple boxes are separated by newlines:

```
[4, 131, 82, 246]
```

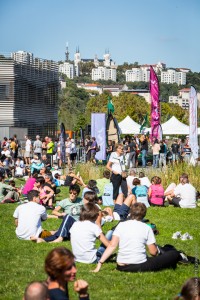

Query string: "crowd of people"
[0, 133, 199, 299]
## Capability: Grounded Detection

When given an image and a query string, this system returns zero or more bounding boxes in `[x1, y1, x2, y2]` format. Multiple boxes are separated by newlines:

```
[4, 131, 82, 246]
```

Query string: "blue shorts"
[113, 203, 130, 220]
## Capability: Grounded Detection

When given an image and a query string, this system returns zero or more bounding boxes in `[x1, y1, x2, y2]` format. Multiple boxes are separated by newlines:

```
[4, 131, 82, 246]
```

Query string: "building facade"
[125, 68, 150, 82]
[161, 69, 186, 85]
[0, 52, 59, 138]
[59, 62, 75, 79]
[92, 67, 116, 81]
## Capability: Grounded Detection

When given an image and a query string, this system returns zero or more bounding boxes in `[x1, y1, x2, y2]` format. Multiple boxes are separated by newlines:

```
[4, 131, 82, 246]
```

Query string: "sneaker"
[172, 231, 182, 239]
[181, 232, 193, 240]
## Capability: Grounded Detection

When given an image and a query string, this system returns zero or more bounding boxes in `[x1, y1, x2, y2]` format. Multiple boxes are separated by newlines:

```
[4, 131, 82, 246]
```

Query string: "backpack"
[102, 183, 114, 206]
[96, 144, 100, 152]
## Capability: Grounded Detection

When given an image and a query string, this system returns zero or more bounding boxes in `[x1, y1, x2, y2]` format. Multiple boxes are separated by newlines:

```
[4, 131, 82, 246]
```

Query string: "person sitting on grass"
[93, 202, 181, 273]
[31, 191, 104, 243]
[148, 176, 165, 207]
[64, 171, 85, 187]
[70, 203, 109, 264]
[22, 173, 38, 196]
[174, 277, 200, 300]
[82, 180, 99, 199]
[13, 190, 52, 240]
[112, 193, 136, 221]
[0, 175, 20, 203]
[165, 173, 196, 208]
[132, 178, 149, 208]
[23, 281, 49, 300]
[138, 171, 151, 188]
[45, 247, 89, 300]
[96, 170, 111, 199]
[33, 177, 54, 209]
[51, 184, 83, 219]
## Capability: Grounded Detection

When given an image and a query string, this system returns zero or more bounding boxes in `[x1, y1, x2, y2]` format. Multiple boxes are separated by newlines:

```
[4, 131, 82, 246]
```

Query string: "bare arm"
[92, 235, 119, 273]
[148, 187, 152, 198]
[98, 232, 109, 247]
[147, 243, 158, 256]
[14, 219, 18, 227]
[52, 205, 65, 217]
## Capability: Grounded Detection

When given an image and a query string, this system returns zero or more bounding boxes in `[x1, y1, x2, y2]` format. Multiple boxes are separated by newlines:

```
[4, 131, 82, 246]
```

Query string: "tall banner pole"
[189, 86, 199, 165]
[150, 66, 161, 141]
[60, 123, 66, 173]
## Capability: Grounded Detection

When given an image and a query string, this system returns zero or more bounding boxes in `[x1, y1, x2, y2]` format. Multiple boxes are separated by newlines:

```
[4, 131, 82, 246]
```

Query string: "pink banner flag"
[150, 66, 161, 141]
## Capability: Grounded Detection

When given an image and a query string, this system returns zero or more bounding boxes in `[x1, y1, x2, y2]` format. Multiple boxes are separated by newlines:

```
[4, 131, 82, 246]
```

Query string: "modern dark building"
[0, 51, 59, 139]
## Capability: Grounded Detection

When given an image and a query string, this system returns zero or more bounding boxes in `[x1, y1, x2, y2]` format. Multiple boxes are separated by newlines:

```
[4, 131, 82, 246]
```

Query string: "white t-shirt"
[113, 220, 156, 264]
[25, 139, 32, 152]
[126, 176, 137, 190]
[174, 183, 196, 208]
[70, 220, 102, 263]
[13, 202, 47, 240]
[109, 152, 125, 174]
[65, 141, 71, 154]
[1, 150, 10, 156]
[140, 177, 151, 188]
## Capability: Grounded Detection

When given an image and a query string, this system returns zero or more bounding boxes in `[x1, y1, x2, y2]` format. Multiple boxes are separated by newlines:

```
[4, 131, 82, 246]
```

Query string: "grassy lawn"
[0, 177, 200, 299]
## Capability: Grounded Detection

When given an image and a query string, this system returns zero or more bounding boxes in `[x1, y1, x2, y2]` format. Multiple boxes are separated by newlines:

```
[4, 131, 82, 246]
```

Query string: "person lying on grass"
[13, 190, 54, 240]
[93, 202, 181, 273]
[45, 247, 89, 300]
[70, 203, 109, 263]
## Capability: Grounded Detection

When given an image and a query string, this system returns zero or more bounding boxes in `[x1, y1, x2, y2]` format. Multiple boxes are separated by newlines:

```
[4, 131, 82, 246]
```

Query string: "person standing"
[171, 139, 180, 164]
[46, 138, 54, 167]
[70, 139, 77, 167]
[65, 137, 72, 168]
[106, 144, 128, 201]
[13, 134, 20, 161]
[24, 135, 32, 166]
[140, 135, 148, 168]
[90, 137, 97, 164]
[33, 135, 42, 159]
[127, 138, 137, 168]
[159, 140, 167, 168]
[152, 139, 160, 168]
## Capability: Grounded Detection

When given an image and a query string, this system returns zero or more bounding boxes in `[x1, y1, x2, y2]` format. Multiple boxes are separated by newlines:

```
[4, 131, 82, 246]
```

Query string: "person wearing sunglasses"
[51, 184, 82, 219]
[45, 247, 89, 300]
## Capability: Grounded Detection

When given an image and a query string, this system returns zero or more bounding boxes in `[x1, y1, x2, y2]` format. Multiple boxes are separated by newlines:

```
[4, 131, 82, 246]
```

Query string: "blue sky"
[0, 0, 200, 71]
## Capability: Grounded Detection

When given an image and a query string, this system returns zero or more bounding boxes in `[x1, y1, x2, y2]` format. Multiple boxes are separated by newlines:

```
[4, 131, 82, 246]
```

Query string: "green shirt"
[96, 178, 110, 197]
[47, 141, 54, 154]
[0, 182, 14, 202]
[56, 197, 83, 220]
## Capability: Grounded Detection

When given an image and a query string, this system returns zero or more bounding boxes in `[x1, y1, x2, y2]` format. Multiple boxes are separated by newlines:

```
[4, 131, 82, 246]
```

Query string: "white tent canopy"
[161, 116, 189, 135]
[145, 116, 200, 135]
[118, 116, 141, 134]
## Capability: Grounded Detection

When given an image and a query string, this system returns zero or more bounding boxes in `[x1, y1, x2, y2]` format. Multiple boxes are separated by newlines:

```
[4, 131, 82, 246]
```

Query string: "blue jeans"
[97, 230, 113, 257]
[141, 150, 147, 167]
[153, 154, 159, 168]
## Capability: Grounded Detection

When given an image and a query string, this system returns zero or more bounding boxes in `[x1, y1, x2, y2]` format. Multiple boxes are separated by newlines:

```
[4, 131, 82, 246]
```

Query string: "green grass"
[0, 169, 200, 300]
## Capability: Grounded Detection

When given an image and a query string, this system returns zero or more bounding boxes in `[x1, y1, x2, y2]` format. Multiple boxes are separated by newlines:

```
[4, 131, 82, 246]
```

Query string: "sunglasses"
[69, 191, 78, 195]
[65, 262, 76, 271]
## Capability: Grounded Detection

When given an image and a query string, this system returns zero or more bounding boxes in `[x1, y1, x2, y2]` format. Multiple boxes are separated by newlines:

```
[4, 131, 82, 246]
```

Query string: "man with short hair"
[33, 135, 42, 159]
[13, 190, 48, 240]
[24, 281, 49, 300]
